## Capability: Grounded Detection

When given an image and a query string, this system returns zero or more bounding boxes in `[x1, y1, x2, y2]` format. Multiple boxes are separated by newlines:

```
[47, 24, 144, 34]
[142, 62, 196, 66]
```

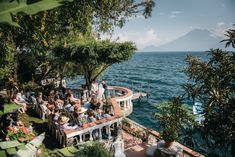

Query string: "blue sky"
[108, 0, 235, 49]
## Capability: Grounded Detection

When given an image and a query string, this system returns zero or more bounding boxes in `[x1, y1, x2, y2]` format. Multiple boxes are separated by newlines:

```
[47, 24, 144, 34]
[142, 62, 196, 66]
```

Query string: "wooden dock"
[132, 92, 147, 100]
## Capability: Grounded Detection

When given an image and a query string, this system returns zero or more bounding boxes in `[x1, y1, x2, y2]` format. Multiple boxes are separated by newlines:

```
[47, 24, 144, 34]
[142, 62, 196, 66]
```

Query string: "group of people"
[32, 82, 113, 131]
[90, 80, 108, 101]
[0, 79, 112, 141]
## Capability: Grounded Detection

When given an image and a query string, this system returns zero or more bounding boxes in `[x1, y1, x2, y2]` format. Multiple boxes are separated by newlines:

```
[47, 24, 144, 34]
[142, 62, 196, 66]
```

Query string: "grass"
[19, 107, 61, 156]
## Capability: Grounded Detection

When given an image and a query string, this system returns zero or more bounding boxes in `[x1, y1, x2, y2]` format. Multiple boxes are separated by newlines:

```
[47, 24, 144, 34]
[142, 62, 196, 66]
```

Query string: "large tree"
[184, 26, 235, 156]
[0, 0, 155, 88]
[53, 38, 137, 90]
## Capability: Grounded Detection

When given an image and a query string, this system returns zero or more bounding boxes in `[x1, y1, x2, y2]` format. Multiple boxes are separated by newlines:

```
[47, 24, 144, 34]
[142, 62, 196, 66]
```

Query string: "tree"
[0, 35, 17, 86]
[221, 24, 235, 48]
[153, 97, 195, 143]
[53, 38, 137, 91]
[184, 26, 235, 156]
[0, 0, 154, 89]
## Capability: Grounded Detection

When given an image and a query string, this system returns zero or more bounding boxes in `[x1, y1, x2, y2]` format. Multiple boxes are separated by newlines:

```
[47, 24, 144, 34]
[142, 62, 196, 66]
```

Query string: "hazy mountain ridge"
[139, 29, 226, 52]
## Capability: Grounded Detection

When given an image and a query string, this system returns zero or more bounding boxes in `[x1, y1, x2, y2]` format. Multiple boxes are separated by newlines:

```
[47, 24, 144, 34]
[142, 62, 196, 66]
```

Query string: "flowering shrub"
[7, 127, 35, 143]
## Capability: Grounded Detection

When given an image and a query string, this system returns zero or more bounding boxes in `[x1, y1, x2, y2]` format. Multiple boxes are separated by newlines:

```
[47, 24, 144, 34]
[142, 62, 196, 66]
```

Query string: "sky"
[107, 0, 235, 49]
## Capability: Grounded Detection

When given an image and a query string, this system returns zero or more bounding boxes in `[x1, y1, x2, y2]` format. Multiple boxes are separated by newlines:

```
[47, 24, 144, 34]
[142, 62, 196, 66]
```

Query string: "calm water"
[68, 51, 208, 130]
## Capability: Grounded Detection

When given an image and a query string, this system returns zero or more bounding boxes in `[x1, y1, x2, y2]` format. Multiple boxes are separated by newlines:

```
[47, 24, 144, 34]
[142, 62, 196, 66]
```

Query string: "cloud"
[171, 11, 183, 14]
[217, 22, 225, 27]
[210, 22, 232, 38]
[169, 10, 184, 18]
[169, 15, 176, 18]
[101, 29, 169, 49]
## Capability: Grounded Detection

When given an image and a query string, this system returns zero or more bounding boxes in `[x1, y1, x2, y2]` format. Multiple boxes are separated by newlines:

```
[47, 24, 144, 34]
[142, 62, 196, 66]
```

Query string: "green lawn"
[19, 108, 61, 156]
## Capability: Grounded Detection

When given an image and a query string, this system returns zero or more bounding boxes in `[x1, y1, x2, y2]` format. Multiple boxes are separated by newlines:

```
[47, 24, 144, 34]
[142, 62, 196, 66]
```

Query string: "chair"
[47, 115, 53, 131]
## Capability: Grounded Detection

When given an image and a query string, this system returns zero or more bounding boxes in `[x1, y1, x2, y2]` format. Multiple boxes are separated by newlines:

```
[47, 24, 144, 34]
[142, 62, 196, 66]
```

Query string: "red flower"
[20, 127, 28, 134]
[18, 137, 25, 142]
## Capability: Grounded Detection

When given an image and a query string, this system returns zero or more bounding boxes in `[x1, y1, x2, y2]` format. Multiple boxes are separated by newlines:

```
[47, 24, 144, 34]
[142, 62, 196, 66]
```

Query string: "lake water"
[68, 51, 208, 130]
[67, 51, 212, 155]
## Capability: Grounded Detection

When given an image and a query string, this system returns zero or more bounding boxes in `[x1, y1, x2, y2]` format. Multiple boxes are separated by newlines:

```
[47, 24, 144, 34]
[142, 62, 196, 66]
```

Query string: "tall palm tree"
[221, 24, 235, 48]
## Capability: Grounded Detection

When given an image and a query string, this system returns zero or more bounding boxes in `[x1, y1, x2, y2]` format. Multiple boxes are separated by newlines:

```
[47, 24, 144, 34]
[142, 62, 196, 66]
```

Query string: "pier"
[132, 92, 148, 101]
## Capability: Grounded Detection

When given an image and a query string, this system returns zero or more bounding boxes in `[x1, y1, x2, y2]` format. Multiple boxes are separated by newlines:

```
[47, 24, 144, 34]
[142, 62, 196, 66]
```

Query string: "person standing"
[102, 80, 108, 100]
[91, 80, 98, 97]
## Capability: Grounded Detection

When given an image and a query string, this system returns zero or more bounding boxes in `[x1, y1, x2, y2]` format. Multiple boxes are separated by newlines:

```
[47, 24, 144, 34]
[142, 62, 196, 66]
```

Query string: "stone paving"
[123, 131, 148, 157]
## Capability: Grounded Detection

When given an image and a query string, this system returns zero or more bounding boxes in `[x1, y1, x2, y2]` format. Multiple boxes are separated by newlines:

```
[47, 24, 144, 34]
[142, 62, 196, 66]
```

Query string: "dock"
[132, 92, 148, 101]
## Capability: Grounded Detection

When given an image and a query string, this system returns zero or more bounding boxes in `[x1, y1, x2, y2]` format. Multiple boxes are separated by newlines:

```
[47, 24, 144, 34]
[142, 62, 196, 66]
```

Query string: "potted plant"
[153, 97, 195, 147]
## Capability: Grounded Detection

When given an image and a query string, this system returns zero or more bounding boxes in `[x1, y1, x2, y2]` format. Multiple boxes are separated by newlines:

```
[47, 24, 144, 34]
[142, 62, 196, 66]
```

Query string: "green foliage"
[221, 25, 235, 48]
[0, 0, 72, 27]
[184, 26, 235, 156]
[53, 38, 137, 89]
[153, 97, 195, 142]
[21, 81, 41, 92]
[184, 48, 235, 153]
[0, 36, 17, 87]
[76, 142, 112, 157]
[0, 0, 154, 89]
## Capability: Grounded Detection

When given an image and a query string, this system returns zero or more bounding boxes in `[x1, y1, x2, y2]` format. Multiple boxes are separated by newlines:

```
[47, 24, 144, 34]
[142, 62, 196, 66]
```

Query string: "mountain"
[139, 29, 225, 52]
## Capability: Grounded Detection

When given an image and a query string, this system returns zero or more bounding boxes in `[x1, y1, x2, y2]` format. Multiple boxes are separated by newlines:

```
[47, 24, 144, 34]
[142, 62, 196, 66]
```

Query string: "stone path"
[123, 131, 148, 157]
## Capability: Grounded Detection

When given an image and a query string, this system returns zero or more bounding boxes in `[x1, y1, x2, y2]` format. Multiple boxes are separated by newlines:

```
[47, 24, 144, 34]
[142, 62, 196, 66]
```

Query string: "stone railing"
[108, 86, 133, 116]
[48, 97, 124, 147]
[122, 118, 205, 157]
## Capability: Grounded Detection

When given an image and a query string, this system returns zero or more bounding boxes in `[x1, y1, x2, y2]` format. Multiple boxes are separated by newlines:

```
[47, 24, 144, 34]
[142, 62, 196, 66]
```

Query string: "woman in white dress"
[97, 83, 104, 101]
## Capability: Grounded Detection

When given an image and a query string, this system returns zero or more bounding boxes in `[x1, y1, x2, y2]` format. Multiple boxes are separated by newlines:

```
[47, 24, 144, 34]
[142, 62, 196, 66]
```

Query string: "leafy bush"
[153, 97, 195, 142]
[76, 142, 112, 157]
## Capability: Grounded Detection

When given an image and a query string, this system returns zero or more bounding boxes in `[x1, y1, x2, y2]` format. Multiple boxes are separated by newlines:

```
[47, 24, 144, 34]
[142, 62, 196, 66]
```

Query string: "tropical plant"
[153, 97, 195, 143]
[184, 25, 235, 156]
[0, 0, 73, 27]
[221, 24, 235, 48]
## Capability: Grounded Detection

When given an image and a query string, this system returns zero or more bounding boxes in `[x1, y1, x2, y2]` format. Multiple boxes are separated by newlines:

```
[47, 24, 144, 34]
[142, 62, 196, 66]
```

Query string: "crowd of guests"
[0, 83, 33, 141]
[0, 79, 112, 141]
[34, 79, 113, 131]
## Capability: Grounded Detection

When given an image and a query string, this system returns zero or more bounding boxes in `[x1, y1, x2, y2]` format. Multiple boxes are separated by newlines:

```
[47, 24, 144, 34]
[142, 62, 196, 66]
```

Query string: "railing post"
[99, 128, 102, 140]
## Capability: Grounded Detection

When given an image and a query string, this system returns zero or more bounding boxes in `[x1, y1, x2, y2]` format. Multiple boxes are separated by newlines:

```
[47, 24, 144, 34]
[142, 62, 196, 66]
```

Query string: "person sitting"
[13, 95, 27, 113]
[67, 101, 76, 112]
[63, 100, 71, 111]
[16, 90, 29, 105]
[90, 98, 101, 110]
[102, 108, 112, 118]
[82, 98, 91, 109]
[94, 108, 103, 120]
[73, 107, 87, 127]
[36, 92, 50, 119]
[46, 92, 55, 111]
[87, 110, 96, 122]
[58, 116, 79, 130]
[54, 95, 64, 110]
[66, 90, 79, 103]
[52, 107, 60, 121]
